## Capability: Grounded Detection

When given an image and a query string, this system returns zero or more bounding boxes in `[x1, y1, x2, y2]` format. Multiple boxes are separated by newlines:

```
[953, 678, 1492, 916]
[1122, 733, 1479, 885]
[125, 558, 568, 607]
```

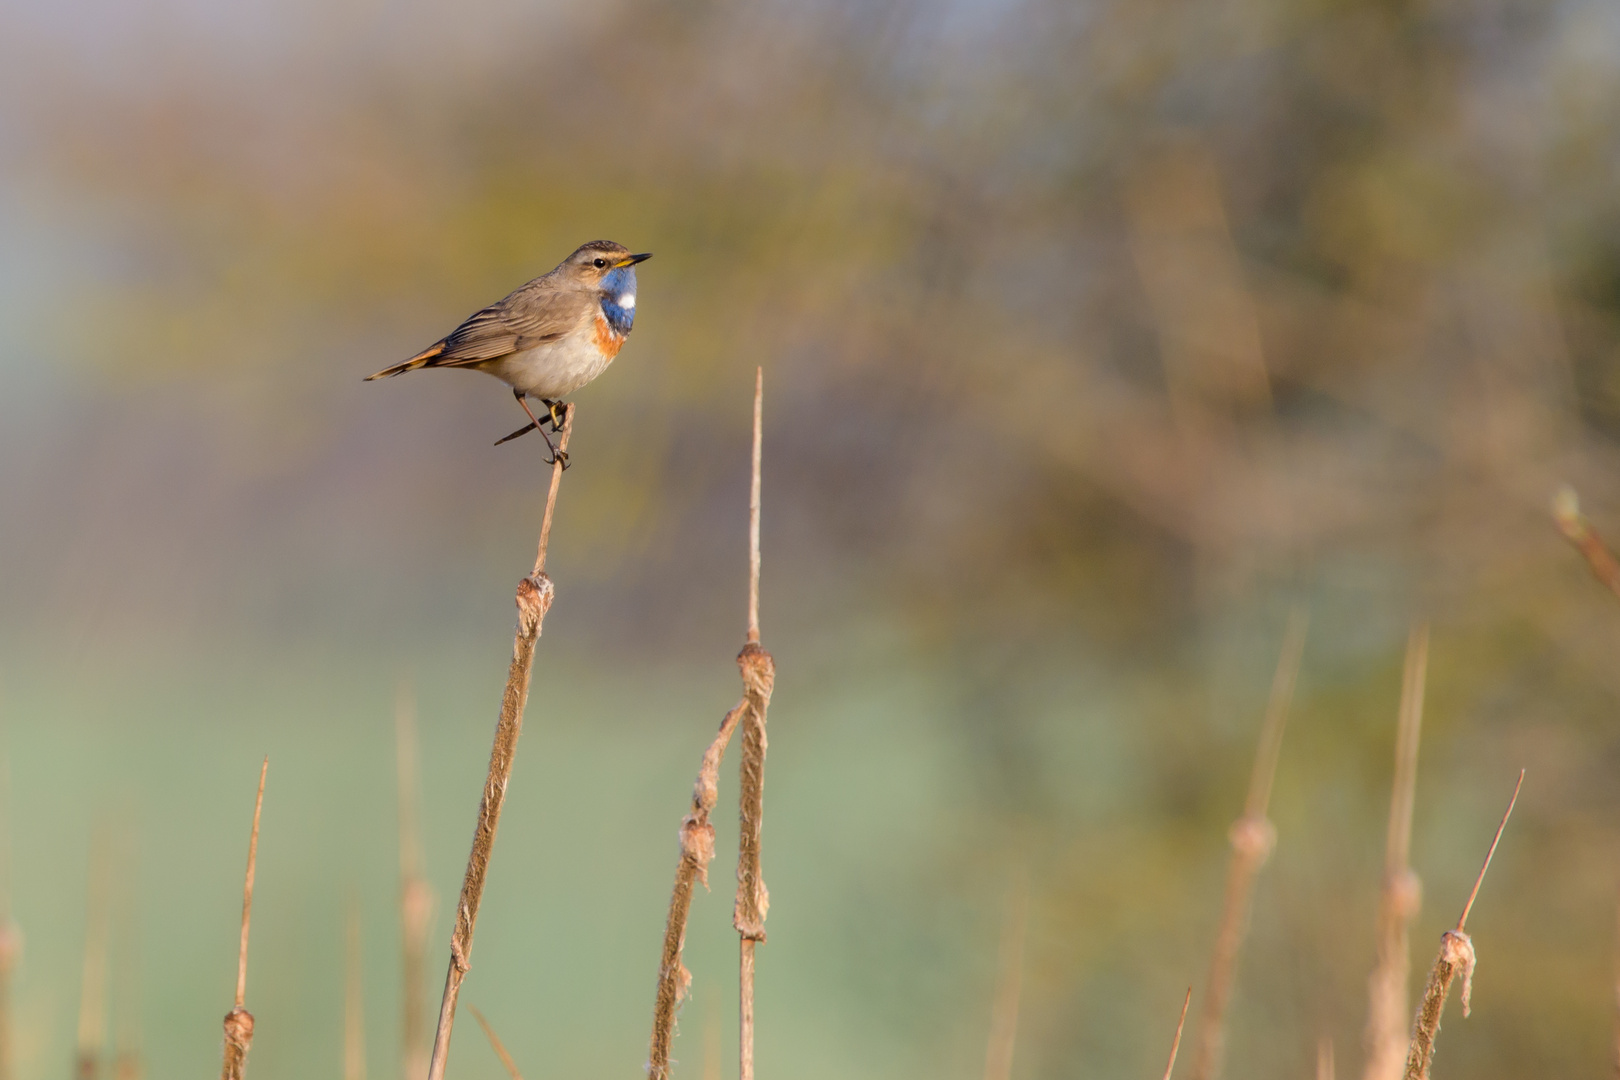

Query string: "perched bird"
[365, 240, 651, 464]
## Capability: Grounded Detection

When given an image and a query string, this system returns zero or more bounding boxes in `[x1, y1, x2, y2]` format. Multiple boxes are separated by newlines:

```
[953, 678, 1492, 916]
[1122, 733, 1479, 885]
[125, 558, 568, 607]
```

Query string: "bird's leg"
[494, 422, 536, 446]
[494, 389, 540, 445]
[494, 397, 566, 446]
[505, 392, 569, 468]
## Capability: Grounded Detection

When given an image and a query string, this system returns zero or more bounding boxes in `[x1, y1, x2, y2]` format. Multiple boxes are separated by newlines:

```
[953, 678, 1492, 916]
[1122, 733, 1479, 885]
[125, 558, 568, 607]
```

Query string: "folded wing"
[364, 285, 584, 380]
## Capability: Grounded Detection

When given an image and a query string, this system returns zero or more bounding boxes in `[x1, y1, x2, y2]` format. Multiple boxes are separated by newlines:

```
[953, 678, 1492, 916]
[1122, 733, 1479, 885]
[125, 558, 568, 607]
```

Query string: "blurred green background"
[3, 0, 1620, 1076]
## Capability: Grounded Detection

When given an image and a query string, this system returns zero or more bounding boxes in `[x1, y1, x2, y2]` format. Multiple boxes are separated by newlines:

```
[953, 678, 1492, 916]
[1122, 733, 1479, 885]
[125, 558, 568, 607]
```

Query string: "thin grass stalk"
[747, 366, 762, 647]
[734, 371, 775, 1080]
[703, 1006, 722, 1080]
[0, 916, 15, 1080]
[0, 756, 17, 1080]
[647, 700, 747, 1080]
[112, 822, 143, 1080]
[1402, 769, 1524, 1080]
[221, 758, 267, 1080]
[1161, 989, 1192, 1080]
[468, 1007, 523, 1080]
[395, 683, 432, 1080]
[1363, 625, 1429, 1080]
[76, 828, 112, 1080]
[1612, 895, 1620, 1080]
[425, 407, 574, 1080]
[1189, 608, 1308, 1080]
[983, 868, 1029, 1080]
[346, 896, 367, 1080]
[1317, 1038, 1335, 1080]
[1554, 487, 1620, 600]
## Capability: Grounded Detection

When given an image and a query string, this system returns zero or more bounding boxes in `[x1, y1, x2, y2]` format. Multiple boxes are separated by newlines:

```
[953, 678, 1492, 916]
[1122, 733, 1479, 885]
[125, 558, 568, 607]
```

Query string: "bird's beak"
[614, 252, 653, 268]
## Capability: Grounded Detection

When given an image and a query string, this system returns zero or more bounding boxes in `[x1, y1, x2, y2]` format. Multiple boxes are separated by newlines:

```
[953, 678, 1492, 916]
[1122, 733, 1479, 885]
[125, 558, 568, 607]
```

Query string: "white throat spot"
[617, 292, 636, 309]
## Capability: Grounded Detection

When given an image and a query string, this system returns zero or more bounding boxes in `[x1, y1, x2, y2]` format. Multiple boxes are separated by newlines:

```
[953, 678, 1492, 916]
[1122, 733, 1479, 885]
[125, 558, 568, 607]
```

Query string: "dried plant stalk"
[1162, 988, 1192, 1080]
[1189, 609, 1308, 1080]
[1613, 897, 1620, 1080]
[0, 756, 18, 1080]
[644, 374, 777, 1080]
[703, 1007, 722, 1080]
[425, 408, 574, 1080]
[1404, 933, 1474, 1080]
[1402, 769, 1523, 1080]
[747, 366, 763, 646]
[0, 916, 16, 1080]
[346, 896, 367, 1080]
[111, 1052, 141, 1080]
[1554, 487, 1620, 601]
[395, 683, 432, 1080]
[734, 372, 775, 1080]
[222, 758, 268, 1080]
[112, 822, 144, 1080]
[1363, 625, 1429, 1080]
[468, 1006, 524, 1080]
[76, 829, 112, 1080]
[1317, 1038, 1335, 1080]
[983, 869, 1030, 1080]
[647, 699, 747, 1080]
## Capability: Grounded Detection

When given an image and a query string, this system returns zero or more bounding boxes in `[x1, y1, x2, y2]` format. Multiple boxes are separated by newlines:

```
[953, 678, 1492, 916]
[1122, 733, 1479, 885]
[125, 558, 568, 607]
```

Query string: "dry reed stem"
[221, 758, 267, 1080]
[467, 1007, 523, 1080]
[1402, 769, 1524, 1080]
[1161, 988, 1192, 1080]
[647, 700, 748, 1080]
[346, 896, 367, 1080]
[1554, 487, 1620, 601]
[0, 756, 17, 1080]
[1363, 625, 1429, 1080]
[112, 823, 144, 1080]
[76, 829, 112, 1080]
[1318, 1038, 1335, 1080]
[425, 407, 574, 1080]
[703, 1006, 722, 1080]
[395, 683, 432, 1080]
[0, 916, 16, 1080]
[739, 942, 757, 1080]
[734, 373, 775, 1080]
[1613, 896, 1620, 1080]
[532, 405, 575, 578]
[747, 367, 762, 645]
[1189, 609, 1308, 1080]
[983, 869, 1029, 1080]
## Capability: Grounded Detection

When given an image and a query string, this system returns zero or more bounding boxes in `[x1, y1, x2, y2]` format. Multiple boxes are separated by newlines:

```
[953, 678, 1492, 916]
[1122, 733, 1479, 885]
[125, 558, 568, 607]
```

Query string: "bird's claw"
[506, 392, 570, 464]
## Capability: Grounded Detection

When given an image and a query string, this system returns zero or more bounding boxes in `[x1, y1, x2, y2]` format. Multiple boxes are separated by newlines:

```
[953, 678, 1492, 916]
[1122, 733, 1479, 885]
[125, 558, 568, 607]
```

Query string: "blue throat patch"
[599, 267, 637, 336]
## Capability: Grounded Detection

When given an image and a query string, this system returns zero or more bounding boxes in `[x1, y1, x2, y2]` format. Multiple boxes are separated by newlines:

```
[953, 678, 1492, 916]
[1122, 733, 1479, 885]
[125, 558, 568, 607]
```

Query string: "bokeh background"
[3, 0, 1620, 1076]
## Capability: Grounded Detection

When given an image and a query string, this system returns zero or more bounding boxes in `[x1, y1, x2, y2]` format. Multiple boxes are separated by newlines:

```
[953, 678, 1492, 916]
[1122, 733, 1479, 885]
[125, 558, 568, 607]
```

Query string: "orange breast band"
[593, 313, 626, 360]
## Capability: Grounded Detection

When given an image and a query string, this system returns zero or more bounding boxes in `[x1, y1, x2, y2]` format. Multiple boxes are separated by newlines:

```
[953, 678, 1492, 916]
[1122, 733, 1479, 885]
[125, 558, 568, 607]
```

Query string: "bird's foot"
[537, 414, 570, 469]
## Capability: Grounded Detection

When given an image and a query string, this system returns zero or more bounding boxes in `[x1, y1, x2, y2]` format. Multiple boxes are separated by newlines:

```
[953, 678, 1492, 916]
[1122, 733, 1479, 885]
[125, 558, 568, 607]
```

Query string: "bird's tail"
[363, 342, 445, 381]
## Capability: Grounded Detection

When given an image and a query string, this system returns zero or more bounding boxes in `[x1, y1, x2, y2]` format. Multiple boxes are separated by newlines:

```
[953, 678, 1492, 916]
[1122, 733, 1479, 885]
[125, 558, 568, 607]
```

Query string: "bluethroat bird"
[365, 240, 651, 466]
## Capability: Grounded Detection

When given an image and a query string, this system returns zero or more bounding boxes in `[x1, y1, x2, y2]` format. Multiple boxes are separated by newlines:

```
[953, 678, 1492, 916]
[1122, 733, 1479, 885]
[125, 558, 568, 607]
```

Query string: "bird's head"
[562, 241, 652, 292]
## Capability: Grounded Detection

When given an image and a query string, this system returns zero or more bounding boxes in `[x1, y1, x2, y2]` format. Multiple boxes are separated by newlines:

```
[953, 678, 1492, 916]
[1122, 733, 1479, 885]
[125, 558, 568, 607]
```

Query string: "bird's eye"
[593, 258, 607, 268]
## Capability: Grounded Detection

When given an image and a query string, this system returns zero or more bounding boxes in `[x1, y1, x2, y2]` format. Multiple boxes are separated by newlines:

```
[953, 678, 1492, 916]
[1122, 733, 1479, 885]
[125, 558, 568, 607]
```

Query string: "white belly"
[483, 333, 617, 399]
